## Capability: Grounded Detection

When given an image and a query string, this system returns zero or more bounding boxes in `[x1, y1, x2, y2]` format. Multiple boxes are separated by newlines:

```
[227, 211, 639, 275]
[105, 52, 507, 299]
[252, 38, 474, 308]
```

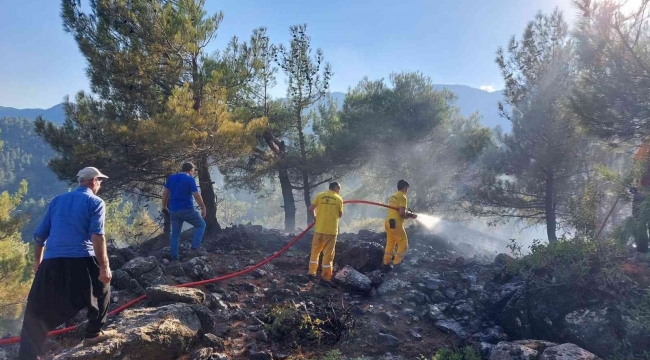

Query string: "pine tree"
[467, 9, 590, 242]
[0, 180, 30, 335]
[37, 0, 266, 234]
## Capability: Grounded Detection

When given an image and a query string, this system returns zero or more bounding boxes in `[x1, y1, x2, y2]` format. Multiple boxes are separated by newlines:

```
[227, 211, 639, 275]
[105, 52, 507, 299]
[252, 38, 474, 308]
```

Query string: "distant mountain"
[434, 85, 507, 131]
[0, 84, 506, 129]
[0, 103, 66, 124]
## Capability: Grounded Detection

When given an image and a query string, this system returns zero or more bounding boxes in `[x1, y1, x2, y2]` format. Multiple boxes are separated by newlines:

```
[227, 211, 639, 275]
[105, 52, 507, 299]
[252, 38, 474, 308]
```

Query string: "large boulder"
[434, 319, 468, 338]
[137, 266, 167, 288]
[336, 241, 384, 273]
[146, 285, 206, 305]
[540, 343, 600, 360]
[333, 266, 372, 293]
[110, 269, 132, 290]
[563, 307, 620, 357]
[376, 279, 410, 296]
[488, 341, 540, 360]
[183, 257, 216, 281]
[53, 303, 203, 360]
[122, 256, 158, 277]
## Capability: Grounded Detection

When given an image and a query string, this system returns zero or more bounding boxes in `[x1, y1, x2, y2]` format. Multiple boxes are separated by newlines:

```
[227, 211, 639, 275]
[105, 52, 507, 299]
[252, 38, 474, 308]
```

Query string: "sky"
[0, 0, 580, 109]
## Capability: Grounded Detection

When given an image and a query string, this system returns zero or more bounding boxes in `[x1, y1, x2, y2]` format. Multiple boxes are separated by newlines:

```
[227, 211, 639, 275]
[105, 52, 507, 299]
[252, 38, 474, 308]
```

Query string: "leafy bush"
[506, 237, 632, 299]
[431, 346, 480, 360]
[320, 349, 343, 360]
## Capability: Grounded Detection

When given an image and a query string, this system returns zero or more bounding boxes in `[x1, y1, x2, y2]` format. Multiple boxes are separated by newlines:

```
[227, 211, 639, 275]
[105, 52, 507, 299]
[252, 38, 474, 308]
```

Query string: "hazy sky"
[0, 0, 577, 109]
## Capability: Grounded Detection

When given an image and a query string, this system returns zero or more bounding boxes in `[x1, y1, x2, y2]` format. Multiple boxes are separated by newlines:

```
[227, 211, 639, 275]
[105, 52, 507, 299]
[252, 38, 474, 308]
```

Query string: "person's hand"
[99, 266, 112, 284]
[162, 207, 169, 214]
[201, 208, 207, 218]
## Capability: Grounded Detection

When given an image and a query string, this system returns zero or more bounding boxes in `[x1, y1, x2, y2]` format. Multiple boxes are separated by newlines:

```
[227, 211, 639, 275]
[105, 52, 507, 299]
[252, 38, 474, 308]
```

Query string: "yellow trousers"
[383, 220, 408, 265]
[308, 232, 337, 281]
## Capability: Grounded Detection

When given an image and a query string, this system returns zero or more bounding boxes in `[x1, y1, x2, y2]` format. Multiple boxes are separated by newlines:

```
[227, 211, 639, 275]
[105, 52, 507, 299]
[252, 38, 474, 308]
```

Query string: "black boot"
[381, 264, 393, 274]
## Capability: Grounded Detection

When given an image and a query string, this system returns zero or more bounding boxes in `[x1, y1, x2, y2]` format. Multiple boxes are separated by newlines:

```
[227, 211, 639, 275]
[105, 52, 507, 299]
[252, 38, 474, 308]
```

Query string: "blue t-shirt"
[34, 187, 106, 260]
[165, 173, 199, 211]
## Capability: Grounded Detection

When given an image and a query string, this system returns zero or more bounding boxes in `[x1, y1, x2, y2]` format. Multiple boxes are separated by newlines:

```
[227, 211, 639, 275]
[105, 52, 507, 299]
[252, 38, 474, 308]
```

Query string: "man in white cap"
[18, 167, 115, 359]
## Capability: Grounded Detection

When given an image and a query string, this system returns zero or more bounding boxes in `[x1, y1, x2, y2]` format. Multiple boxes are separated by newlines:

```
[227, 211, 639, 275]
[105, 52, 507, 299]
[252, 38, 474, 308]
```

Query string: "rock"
[122, 256, 158, 277]
[473, 326, 508, 344]
[494, 253, 515, 267]
[377, 279, 409, 296]
[378, 333, 400, 348]
[109, 253, 127, 270]
[146, 285, 205, 305]
[336, 241, 384, 272]
[165, 262, 186, 277]
[333, 265, 372, 293]
[110, 269, 131, 290]
[53, 304, 202, 360]
[408, 329, 422, 340]
[428, 303, 449, 321]
[250, 351, 273, 360]
[563, 307, 620, 357]
[257, 329, 269, 342]
[404, 290, 428, 305]
[367, 270, 385, 288]
[0, 349, 6, 360]
[241, 282, 258, 292]
[540, 343, 600, 360]
[425, 278, 448, 292]
[127, 278, 145, 295]
[434, 319, 468, 338]
[212, 353, 229, 360]
[207, 293, 229, 310]
[444, 288, 457, 300]
[252, 269, 267, 278]
[202, 333, 225, 350]
[480, 342, 495, 358]
[489, 341, 538, 360]
[191, 304, 216, 334]
[189, 347, 214, 360]
[429, 290, 447, 303]
[183, 257, 216, 281]
[137, 266, 167, 287]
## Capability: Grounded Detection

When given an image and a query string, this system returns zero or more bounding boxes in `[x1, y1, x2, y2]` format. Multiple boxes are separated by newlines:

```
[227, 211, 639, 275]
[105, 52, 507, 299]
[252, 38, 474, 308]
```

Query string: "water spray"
[406, 207, 442, 229]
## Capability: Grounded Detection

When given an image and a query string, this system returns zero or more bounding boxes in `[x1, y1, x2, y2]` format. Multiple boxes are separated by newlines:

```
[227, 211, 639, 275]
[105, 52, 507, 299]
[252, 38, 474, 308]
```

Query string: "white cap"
[77, 167, 109, 181]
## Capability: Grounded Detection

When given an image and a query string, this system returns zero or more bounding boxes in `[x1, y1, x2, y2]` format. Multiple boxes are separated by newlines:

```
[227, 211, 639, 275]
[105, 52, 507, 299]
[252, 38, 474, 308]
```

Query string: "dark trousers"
[18, 257, 110, 360]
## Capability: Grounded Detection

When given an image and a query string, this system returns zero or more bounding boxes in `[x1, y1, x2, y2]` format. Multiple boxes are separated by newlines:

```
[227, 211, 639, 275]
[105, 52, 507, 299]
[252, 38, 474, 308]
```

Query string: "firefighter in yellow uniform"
[307, 182, 344, 286]
[383, 179, 417, 273]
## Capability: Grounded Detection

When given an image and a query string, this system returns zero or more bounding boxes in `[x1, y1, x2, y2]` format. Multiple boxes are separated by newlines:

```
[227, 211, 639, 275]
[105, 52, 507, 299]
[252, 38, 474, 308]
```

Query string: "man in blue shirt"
[19, 167, 115, 360]
[162, 162, 207, 260]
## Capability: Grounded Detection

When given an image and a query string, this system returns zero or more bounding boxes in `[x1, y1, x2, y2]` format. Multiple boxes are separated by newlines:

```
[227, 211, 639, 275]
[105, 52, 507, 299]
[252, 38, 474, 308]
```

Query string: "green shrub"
[320, 349, 343, 360]
[430, 346, 480, 360]
[505, 237, 632, 299]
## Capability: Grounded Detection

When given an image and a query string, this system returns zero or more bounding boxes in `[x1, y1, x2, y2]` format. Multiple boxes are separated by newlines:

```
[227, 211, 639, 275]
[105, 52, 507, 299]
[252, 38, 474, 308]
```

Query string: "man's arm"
[92, 234, 111, 283]
[90, 200, 111, 283]
[192, 192, 207, 218]
[162, 188, 170, 212]
[33, 244, 44, 274]
[308, 204, 317, 221]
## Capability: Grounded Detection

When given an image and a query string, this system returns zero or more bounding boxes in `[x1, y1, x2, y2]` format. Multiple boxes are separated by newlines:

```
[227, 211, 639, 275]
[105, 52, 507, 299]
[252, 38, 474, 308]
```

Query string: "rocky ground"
[1, 224, 648, 360]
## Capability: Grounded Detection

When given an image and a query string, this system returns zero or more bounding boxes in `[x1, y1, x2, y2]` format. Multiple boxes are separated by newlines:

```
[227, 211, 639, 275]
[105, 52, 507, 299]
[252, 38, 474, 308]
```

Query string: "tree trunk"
[302, 170, 313, 225]
[545, 168, 558, 243]
[279, 166, 296, 231]
[295, 112, 312, 226]
[197, 155, 220, 235]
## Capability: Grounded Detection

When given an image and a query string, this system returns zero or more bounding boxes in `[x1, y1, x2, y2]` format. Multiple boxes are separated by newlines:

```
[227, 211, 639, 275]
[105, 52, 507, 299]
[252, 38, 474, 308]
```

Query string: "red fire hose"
[0, 200, 398, 346]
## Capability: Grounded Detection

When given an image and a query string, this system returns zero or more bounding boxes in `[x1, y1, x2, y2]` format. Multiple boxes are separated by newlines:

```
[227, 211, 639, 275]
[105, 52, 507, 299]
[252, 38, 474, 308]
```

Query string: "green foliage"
[0, 180, 32, 335]
[215, 190, 251, 226]
[431, 346, 480, 360]
[571, 0, 650, 141]
[467, 9, 591, 242]
[320, 349, 343, 360]
[264, 303, 324, 345]
[506, 237, 632, 298]
[105, 199, 161, 247]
